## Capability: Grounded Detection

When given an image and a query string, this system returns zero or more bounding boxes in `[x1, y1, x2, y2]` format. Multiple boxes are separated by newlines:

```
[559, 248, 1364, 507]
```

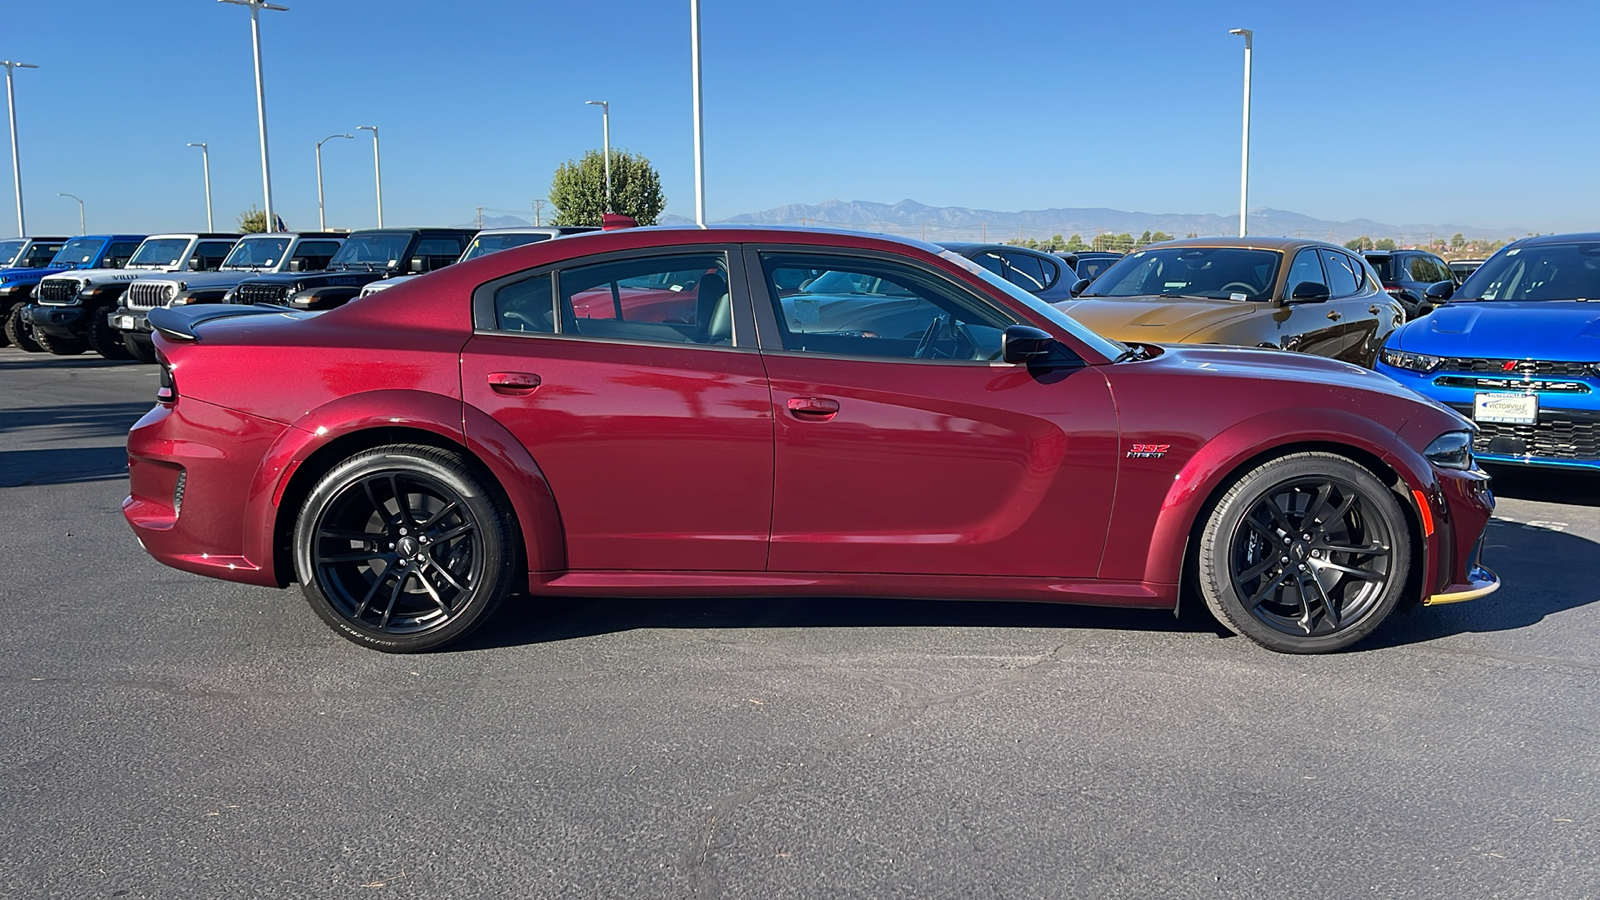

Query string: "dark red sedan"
[127, 227, 1499, 654]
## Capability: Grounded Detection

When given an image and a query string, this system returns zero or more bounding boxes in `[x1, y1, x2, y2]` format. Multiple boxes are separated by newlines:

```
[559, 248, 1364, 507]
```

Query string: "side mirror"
[288, 259, 305, 272]
[1070, 277, 1092, 297]
[1424, 281, 1454, 301]
[188, 257, 206, 271]
[1002, 324, 1056, 364]
[408, 257, 432, 274]
[1289, 281, 1331, 303]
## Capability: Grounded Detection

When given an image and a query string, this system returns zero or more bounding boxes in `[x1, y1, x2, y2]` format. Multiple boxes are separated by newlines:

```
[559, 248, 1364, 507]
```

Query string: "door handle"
[786, 397, 840, 420]
[1326, 311, 1343, 321]
[487, 372, 541, 395]
[1368, 305, 1382, 314]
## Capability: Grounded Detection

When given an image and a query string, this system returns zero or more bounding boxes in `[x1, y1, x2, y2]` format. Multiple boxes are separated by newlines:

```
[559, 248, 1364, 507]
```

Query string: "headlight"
[1424, 431, 1474, 470]
[1380, 348, 1442, 373]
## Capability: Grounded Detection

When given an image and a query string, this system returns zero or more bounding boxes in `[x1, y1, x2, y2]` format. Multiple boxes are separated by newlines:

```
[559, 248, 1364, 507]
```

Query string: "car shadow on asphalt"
[0, 446, 128, 487]
[0, 402, 152, 438]
[1484, 464, 1600, 507]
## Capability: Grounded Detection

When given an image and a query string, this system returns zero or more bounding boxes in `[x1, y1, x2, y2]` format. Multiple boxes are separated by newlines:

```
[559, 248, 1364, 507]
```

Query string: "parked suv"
[356, 225, 598, 299]
[2, 234, 144, 352]
[28, 233, 240, 357]
[113, 232, 345, 362]
[0, 236, 69, 348]
[1361, 249, 1455, 319]
[226, 228, 474, 310]
[938, 243, 1076, 301]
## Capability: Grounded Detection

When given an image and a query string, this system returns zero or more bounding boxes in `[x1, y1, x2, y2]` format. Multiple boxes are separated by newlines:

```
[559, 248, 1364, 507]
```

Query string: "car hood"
[134, 270, 283, 289]
[1392, 301, 1600, 360]
[42, 266, 169, 286]
[1054, 296, 1256, 342]
[1144, 343, 1418, 397]
[240, 269, 384, 288]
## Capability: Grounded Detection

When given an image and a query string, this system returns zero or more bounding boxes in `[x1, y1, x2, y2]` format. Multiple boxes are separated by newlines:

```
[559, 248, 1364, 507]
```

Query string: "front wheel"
[122, 332, 158, 364]
[292, 444, 521, 652]
[86, 307, 133, 360]
[3, 301, 42, 352]
[33, 328, 86, 356]
[1197, 452, 1411, 653]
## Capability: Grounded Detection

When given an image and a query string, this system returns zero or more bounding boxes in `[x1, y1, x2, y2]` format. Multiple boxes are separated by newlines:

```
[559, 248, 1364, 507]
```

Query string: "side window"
[759, 252, 1017, 362]
[559, 252, 731, 346]
[1409, 256, 1434, 282]
[493, 271, 556, 334]
[294, 240, 341, 261]
[105, 242, 139, 267]
[970, 251, 1005, 277]
[999, 251, 1048, 292]
[1285, 249, 1326, 296]
[195, 241, 236, 270]
[415, 237, 467, 263]
[24, 242, 63, 266]
[1318, 249, 1360, 298]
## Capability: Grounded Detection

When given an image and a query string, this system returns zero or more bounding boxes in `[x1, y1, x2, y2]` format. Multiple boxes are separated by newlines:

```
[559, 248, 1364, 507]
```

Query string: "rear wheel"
[33, 328, 86, 356]
[86, 307, 133, 360]
[1198, 452, 1410, 653]
[122, 333, 158, 364]
[3, 301, 42, 352]
[293, 444, 520, 652]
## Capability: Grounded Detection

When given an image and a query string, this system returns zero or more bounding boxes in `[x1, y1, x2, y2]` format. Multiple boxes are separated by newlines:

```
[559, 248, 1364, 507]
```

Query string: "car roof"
[1136, 236, 1346, 253]
[143, 233, 243, 240]
[1510, 232, 1600, 246]
[238, 232, 346, 240]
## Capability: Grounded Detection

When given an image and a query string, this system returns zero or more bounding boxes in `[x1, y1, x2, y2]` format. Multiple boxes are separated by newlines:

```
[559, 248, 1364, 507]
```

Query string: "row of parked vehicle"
[0, 225, 597, 362]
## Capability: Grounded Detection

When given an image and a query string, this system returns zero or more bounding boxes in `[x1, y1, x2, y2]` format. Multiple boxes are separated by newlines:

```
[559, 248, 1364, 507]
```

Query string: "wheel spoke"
[319, 526, 379, 542]
[1263, 496, 1298, 537]
[380, 570, 409, 629]
[1247, 569, 1292, 606]
[1312, 560, 1383, 582]
[361, 477, 387, 519]
[1239, 556, 1277, 582]
[353, 568, 391, 620]
[1321, 492, 1357, 527]
[389, 474, 419, 529]
[1303, 483, 1334, 529]
[431, 522, 475, 544]
[428, 558, 469, 594]
[320, 549, 386, 564]
[419, 501, 459, 531]
[1245, 516, 1284, 543]
[1320, 540, 1388, 557]
[416, 568, 452, 616]
[1303, 572, 1340, 631]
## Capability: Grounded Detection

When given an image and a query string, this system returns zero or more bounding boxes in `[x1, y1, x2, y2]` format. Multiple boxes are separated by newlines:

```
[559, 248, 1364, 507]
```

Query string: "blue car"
[1376, 233, 1600, 471]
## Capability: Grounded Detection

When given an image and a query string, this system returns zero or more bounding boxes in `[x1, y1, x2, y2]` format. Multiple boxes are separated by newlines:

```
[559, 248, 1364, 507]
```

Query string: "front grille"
[231, 282, 290, 306]
[1440, 357, 1595, 377]
[1473, 419, 1600, 461]
[1434, 376, 1591, 394]
[125, 282, 177, 310]
[36, 279, 78, 305]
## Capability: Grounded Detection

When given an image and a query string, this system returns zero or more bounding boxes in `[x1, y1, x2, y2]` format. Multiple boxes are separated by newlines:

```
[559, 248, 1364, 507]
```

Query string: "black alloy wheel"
[122, 333, 158, 364]
[33, 327, 86, 356]
[293, 444, 519, 652]
[3, 301, 42, 352]
[1199, 452, 1410, 653]
[86, 307, 133, 360]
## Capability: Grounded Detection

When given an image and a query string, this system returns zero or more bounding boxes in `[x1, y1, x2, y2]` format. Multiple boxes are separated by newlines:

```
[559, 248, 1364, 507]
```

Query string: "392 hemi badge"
[1127, 443, 1171, 459]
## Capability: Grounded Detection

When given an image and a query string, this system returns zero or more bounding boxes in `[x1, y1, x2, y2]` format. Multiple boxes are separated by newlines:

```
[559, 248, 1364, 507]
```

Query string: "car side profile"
[128, 227, 1497, 655]
[937, 242, 1076, 301]
[1057, 237, 1405, 366]
[1362, 249, 1456, 319]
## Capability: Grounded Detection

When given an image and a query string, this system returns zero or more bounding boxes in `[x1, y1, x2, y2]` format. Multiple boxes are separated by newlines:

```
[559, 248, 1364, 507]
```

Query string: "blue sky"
[1, 0, 1594, 237]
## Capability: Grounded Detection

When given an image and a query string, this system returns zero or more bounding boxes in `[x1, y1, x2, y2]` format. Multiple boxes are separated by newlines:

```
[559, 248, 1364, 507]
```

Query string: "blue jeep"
[0, 236, 70, 348]
[2, 234, 144, 353]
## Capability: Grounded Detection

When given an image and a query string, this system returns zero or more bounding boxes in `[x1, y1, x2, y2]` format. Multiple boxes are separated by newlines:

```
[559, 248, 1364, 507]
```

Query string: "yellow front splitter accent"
[1423, 567, 1501, 606]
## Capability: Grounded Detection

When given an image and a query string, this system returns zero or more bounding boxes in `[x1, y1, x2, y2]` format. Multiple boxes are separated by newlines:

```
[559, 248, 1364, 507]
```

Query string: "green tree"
[1374, 237, 1397, 251]
[550, 148, 665, 226]
[1344, 235, 1375, 251]
[1450, 232, 1465, 250]
[1065, 234, 1087, 252]
[1138, 229, 1153, 246]
[237, 205, 268, 233]
[1150, 231, 1174, 243]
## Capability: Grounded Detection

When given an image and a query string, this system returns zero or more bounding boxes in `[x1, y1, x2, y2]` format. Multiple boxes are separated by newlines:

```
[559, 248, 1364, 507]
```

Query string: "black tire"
[1197, 452, 1410, 654]
[86, 307, 133, 360]
[122, 332, 158, 364]
[292, 444, 520, 652]
[4, 301, 42, 352]
[33, 328, 86, 356]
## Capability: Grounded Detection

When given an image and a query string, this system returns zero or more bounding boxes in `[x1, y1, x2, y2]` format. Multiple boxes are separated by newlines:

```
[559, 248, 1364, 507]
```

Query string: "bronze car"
[1056, 237, 1405, 366]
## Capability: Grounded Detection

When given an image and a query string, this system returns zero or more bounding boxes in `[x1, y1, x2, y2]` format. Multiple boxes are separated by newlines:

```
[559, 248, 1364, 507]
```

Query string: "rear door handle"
[1326, 311, 1343, 321]
[786, 397, 840, 420]
[488, 372, 541, 395]
[1369, 305, 1382, 314]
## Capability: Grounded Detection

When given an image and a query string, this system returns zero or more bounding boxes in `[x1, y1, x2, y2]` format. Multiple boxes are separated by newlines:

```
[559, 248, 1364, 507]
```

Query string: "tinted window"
[1285, 249, 1326, 296]
[50, 237, 107, 267]
[1458, 242, 1600, 301]
[1364, 254, 1393, 281]
[22, 241, 64, 266]
[463, 232, 551, 261]
[970, 251, 1006, 277]
[128, 239, 192, 267]
[415, 237, 467, 259]
[1086, 247, 1281, 301]
[105, 242, 140, 267]
[999, 251, 1048, 292]
[760, 252, 1016, 361]
[559, 253, 731, 345]
[494, 271, 555, 334]
[196, 241, 239, 264]
[293, 240, 342, 260]
[224, 237, 290, 268]
[1318, 250, 1361, 298]
[0, 240, 22, 267]
[1409, 256, 1434, 282]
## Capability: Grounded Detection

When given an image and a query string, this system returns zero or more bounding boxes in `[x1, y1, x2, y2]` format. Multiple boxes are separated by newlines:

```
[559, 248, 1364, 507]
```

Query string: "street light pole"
[357, 125, 383, 227]
[1229, 28, 1252, 238]
[187, 142, 213, 231]
[690, 0, 706, 227]
[220, 0, 287, 232]
[585, 100, 610, 214]
[2, 60, 39, 236]
[315, 133, 352, 231]
[56, 192, 84, 234]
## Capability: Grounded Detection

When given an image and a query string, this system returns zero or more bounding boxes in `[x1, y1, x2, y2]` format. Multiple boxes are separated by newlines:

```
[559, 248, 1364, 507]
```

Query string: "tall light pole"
[689, 0, 706, 227]
[219, 0, 287, 232]
[584, 100, 611, 214]
[315, 133, 352, 231]
[2, 61, 39, 236]
[1229, 28, 1252, 238]
[56, 192, 84, 235]
[357, 125, 383, 227]
[187, 142, 213, 231]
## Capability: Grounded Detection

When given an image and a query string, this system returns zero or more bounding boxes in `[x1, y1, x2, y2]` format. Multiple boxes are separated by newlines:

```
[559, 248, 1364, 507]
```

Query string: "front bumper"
[111, 307, 151, 333]
[1418, 462, 1499, 606]
[23, 302, 86, 336]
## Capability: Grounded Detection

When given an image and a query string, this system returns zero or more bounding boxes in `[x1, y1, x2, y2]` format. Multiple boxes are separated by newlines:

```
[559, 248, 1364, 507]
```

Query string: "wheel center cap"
[1290, 543, 1311, 563]
[396, 537, 419, 557]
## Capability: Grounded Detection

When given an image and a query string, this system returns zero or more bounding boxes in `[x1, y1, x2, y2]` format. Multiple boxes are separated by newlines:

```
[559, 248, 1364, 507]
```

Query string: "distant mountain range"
[463, 200, 1524, 245]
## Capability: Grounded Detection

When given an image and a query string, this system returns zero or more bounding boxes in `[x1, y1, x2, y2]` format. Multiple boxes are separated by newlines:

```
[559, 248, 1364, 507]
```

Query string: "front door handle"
[1326, 311, 1343, 321]
[1369, 305, 1382, 314]
[488, 372, 541, 395]
[786, 397, 840, 420]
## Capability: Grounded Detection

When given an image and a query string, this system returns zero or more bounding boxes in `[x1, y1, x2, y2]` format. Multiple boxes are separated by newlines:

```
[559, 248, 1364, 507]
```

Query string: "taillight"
[1383, 285, 1405, 295]
[157, 356, 177, 403]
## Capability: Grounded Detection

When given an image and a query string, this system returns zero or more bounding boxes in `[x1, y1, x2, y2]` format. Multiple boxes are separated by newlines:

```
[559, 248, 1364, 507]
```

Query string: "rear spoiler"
[147, 304, 293, 342]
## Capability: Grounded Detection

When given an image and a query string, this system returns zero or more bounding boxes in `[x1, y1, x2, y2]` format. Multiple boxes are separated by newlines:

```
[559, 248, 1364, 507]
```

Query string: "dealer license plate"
[1474, 391, 1538, 425]
[115, 315, 135, 329]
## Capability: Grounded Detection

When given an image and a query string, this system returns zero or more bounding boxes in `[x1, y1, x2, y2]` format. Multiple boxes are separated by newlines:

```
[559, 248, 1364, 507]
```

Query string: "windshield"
[49, 237, 106, 268]
[328, 233, 411, 268]
[462, 232, 551, 261]
[1456, 242, 1600, 301]
[222, 236, 291, 270]
[0, 239, 22, 268]
[939, 250, 1126, 361]
[128, 238, 191, 268]
[1083, 246, 1282, 301]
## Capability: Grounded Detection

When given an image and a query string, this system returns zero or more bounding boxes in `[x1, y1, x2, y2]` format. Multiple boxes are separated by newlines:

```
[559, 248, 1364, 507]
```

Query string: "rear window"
[1364, 254, 1393, 281]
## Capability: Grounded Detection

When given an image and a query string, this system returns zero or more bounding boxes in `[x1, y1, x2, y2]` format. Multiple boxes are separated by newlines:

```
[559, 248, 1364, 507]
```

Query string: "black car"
[1055, 251, 1124, 287]
[1361, 250, 1455, 318]
[938, 243, 1075, 302]
[226, 228, 476, 310]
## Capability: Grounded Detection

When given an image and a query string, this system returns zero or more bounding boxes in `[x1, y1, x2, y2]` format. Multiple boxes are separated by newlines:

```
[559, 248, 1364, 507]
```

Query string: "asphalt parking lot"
[3, 345, 1598, 899]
